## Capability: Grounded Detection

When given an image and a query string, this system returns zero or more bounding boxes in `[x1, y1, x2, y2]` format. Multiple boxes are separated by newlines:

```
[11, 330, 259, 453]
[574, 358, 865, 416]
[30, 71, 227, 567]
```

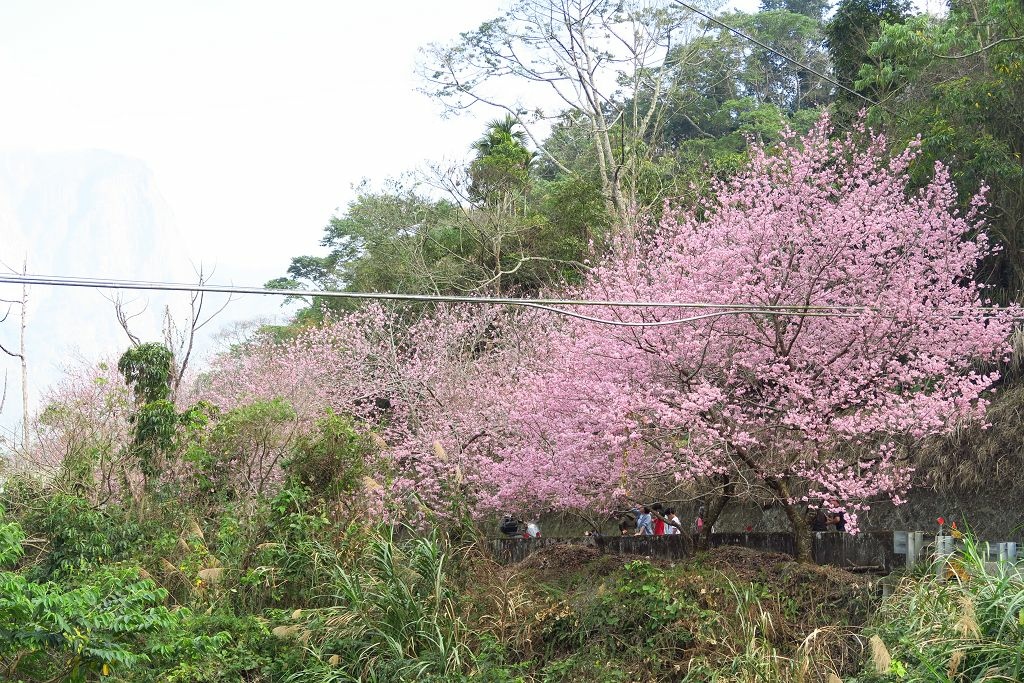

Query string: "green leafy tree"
[760, 0, 828, 20]
[270, 120, 594, 323]
[267, 188, 472, 320]
[196, 398, 299, 502]
[284, 412, 374, 503]
[824, 0, 912, 109]
[720, 9, 832, 112]
[857, 0, 1024, 302]
[469, 115, 536, 208]
[613, 7, 831, 213]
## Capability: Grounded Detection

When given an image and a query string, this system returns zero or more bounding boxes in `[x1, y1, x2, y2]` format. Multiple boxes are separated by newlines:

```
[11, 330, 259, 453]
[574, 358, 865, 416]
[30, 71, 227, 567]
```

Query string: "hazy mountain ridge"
[0, 148, 194, 439]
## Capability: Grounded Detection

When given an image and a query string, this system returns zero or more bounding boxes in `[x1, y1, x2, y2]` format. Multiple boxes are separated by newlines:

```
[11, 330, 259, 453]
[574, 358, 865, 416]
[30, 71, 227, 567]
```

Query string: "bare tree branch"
[935, 35, 1024, 60]
[103, 291, 145, 347]
[104, 265, 234, 395]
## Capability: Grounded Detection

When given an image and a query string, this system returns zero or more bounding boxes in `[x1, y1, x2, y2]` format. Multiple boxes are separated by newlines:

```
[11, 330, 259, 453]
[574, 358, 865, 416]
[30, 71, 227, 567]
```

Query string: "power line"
[0, 273, 866, 310]
[0, 272, 1014, 327]
[670, 0, 885, 111]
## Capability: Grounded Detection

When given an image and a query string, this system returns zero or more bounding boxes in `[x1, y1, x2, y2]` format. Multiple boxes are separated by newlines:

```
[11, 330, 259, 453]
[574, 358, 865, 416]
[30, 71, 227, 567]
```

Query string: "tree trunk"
[783, 500, 814, 564]
[19, 261, 28, 451]
[697, 475, 734, 550]
[771, 477, 814, 563]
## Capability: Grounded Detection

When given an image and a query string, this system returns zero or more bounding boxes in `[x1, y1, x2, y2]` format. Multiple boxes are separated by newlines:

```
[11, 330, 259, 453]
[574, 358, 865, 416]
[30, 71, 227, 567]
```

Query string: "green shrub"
[13, 494, 172, 582]
[226, 485, 357, 612]
[145, 612, 300, 683]
[284, 412, 373, 500]
[195, 398, 297, 504]
[0, 507, 195, 682]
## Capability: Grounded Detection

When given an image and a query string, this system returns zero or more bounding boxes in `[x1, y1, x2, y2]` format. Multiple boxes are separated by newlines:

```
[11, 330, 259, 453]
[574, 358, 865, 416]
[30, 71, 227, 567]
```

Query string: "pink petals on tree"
[481, 115, 1012, 533]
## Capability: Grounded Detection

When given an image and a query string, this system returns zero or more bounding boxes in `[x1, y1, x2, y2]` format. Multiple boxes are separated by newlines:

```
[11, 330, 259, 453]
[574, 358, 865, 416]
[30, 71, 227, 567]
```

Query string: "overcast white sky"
[0, 0, 521, 284]
[0, 0, 778, 437]
[0, 0, 775, 282]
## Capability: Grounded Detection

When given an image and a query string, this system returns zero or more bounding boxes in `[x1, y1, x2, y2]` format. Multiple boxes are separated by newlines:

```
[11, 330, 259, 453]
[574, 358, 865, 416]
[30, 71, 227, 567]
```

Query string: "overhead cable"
[0, 272, 868, 327]
[0, 273, 869, 310]
[669, 0, 885, 111]
[0, 272, 1015, 327]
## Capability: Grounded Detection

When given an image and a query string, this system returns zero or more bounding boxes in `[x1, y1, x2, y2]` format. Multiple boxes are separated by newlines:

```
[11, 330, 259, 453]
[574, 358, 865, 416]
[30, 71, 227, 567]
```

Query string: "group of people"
[622, 503, 694, 536]
[503, 502, 846, 538]
[500, 514, 541, 538]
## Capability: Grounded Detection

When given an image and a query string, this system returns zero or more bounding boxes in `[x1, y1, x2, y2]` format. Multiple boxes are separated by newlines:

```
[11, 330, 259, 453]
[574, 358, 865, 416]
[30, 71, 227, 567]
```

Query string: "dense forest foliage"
[3, 0, 1023, 681]
[272, 0, 1023, 313]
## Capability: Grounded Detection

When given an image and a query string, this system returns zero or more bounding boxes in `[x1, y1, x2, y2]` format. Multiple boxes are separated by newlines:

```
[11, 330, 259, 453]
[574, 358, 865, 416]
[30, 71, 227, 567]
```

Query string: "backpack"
[500, 516, 519, 535]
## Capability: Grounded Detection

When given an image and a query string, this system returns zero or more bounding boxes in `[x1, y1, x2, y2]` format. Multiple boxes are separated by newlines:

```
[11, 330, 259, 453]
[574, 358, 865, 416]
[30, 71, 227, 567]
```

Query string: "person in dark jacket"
[811, 507, 829, 532]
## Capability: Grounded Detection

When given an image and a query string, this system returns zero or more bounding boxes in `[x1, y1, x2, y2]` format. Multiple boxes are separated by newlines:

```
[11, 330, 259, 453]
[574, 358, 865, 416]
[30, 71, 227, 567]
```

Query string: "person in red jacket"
[652, 503, 666, 536]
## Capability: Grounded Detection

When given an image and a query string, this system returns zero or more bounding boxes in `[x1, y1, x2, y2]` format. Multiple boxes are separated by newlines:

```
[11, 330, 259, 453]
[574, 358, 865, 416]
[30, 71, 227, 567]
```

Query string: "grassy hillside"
[4, 481, 1020, 682]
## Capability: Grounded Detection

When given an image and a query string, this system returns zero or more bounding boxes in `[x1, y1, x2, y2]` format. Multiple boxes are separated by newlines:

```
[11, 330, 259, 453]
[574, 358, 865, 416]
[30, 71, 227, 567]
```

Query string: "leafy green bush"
[189, 397, 297, 504]
[144, 612, 300, 683]
[533, 559, 702, 681]
[223, 485, 359, 612]
[0, 507, 196, 682]
[284, 411, 373, 501]
[13, 494, 172, 582]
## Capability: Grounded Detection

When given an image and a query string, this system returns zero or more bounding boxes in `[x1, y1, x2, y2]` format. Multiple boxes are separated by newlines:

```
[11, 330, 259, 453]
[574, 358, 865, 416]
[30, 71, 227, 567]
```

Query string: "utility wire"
[0, 273, 862, 328]
[0, 273, 1015, 327]
[670, 0, 886, 111]
[0, 273, 868, 311]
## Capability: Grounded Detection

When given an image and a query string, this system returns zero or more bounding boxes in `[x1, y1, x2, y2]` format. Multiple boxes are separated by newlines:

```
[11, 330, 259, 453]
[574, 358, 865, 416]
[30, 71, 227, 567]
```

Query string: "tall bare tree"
[107, 265, 234, 398]
[420, 0, 715, 236]
[1, 257, 30, 451]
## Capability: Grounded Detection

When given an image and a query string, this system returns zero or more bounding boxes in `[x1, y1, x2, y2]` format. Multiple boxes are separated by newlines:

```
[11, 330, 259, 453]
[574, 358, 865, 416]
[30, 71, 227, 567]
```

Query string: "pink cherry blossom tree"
[17, 305, 530, 518]
[21, 358, 137, 503]
[478, 116, 1013, 560]
[200, 303, 536, 518]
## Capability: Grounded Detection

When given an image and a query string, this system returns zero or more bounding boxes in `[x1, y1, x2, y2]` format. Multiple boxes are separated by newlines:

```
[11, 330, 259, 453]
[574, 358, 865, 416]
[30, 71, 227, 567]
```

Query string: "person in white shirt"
[665, 507, 681, 535]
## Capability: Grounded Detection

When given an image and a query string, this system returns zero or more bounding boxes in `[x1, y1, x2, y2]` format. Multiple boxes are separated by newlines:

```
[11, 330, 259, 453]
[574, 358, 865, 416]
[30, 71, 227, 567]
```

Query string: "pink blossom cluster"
[22, 357, 138, 501]
[472, 116, 1013, 531]
[200, 304, 537, 516]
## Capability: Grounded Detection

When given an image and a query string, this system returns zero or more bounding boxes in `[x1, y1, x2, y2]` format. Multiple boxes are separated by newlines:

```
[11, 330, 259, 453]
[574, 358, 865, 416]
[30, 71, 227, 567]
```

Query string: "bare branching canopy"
[420, 0, 717, 235]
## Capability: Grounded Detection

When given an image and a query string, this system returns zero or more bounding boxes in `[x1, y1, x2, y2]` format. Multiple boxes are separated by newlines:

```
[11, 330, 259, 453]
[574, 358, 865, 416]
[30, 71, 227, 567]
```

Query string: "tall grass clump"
[861, 534, 1024, 681]
[287, 526, 477, 682]
[682, 577, 854, 683]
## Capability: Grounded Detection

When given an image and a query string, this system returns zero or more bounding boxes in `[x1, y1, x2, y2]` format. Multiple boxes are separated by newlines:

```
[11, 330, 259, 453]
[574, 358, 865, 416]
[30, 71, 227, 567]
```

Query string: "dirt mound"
[485, 542, 872, 680]
[703, 544, 872, 587]
[517, 542, 602, 571]
[694, 545, 875, 627]
[512, 542, 629, 588]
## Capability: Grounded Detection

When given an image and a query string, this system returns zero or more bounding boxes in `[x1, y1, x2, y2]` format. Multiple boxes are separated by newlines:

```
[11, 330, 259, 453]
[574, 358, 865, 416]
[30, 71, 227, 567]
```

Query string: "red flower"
[937, 517, 945, 526]
[745, 525, 753, 532]
[951, 521, 958, 530]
